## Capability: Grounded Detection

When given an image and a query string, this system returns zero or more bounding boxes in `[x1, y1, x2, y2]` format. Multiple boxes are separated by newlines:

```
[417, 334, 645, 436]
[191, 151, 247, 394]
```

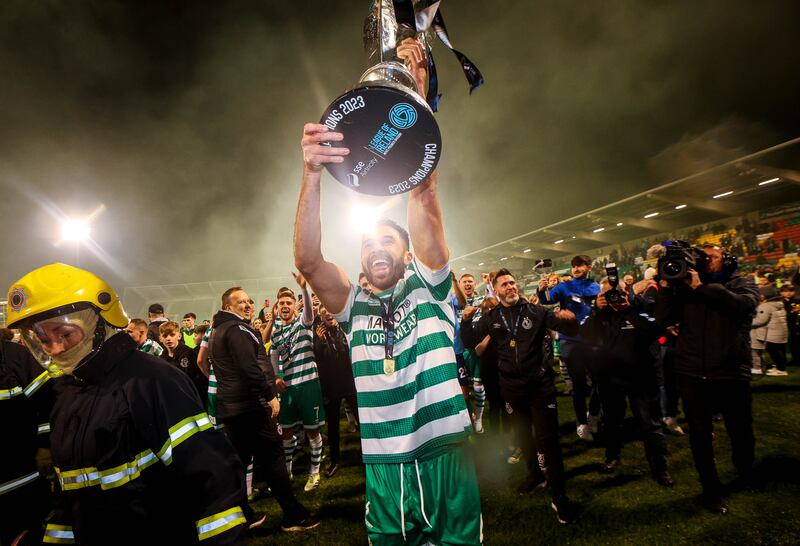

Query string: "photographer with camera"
[582, 265, 674, 487]
[654, 241, 759, 514]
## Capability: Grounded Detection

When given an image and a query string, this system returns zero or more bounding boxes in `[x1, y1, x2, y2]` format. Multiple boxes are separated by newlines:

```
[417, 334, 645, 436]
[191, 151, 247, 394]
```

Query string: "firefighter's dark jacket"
[46, 332, 248, 545]
[460, 300, 577, 394]
[0, 339, 53, 494]
[655, 275, 759, 380]
[208, 310, 276, 420]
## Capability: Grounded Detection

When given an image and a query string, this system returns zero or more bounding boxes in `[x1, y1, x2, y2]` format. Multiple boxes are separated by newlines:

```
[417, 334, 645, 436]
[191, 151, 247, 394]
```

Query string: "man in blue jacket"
[538, 255, 601, 441]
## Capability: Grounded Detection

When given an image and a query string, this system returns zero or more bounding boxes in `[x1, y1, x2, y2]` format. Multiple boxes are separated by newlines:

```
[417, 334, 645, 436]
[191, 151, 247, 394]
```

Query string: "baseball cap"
[148, 303, 165, 314]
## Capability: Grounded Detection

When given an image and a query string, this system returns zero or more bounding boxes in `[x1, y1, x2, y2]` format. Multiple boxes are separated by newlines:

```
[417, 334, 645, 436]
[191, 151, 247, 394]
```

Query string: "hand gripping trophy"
[320, 0, 483, 196]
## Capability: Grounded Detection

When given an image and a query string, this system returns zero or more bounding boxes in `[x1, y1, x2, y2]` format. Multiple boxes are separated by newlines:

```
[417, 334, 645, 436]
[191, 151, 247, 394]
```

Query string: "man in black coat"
[582, 282, 674, 487]
[209, 286, 318, 532]
[655, 244, 759, 514]
[461, 268, 579, 524]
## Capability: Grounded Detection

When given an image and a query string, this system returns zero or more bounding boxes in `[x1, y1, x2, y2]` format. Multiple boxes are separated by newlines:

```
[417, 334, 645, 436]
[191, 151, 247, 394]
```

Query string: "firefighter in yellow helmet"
[7, 264, 252, 545]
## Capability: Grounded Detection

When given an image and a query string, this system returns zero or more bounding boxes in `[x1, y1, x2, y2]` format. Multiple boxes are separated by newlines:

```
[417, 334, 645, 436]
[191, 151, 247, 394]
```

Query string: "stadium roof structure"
[450, 136, 800, 280]
[122, 275, 295, 323]
[122, 137, 800, 320]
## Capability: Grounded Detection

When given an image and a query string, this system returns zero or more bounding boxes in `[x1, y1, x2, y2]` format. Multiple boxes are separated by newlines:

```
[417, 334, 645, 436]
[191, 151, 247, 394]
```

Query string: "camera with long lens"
[604, 263, 626, 306]
[657, 240, 708, 282]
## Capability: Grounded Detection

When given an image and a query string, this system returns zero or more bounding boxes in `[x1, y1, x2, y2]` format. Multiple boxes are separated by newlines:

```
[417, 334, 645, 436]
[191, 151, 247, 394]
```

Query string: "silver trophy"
[320, 0, 441, 196]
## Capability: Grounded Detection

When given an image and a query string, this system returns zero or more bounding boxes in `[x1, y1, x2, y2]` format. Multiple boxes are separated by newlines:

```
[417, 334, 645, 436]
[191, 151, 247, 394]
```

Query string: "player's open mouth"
[371, 259, 390, 276]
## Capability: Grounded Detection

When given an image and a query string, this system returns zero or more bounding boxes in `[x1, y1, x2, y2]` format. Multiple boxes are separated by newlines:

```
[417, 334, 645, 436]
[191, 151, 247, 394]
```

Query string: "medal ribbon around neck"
[498, 307, 522, 348]
[369, 279, 405, 373]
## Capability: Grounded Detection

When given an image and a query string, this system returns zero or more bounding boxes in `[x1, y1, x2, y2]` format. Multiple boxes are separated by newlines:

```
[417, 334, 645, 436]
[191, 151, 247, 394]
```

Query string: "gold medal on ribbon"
[509, 339, 516, 348]
[383, 358, 396, 375]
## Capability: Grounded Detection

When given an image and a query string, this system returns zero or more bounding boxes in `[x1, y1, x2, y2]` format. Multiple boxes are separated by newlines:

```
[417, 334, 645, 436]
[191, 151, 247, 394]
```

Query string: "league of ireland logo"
[389, 103, 417, 129]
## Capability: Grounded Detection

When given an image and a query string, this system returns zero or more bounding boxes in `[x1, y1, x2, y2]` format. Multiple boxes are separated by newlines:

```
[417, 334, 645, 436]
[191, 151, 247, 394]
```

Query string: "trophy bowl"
[320, 61, 442, 196]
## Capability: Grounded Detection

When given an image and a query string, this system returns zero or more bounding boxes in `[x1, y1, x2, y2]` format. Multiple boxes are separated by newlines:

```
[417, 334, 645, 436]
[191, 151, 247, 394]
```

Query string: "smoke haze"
[2, 0, 799, 297]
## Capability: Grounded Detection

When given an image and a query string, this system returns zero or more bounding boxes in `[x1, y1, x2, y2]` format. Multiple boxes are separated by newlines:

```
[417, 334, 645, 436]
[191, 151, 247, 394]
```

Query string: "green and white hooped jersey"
[335, 258, 471, 464]
[464, 294, 485, 321]
[271, 316, 319, 387]
[139, 339, 164, 357]
[200, 327, 212, 348]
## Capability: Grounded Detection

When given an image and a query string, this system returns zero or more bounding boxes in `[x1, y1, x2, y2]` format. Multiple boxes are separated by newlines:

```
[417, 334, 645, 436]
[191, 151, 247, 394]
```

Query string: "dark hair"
[459, 273, 475, 280]
[0, 328, 14, 341]
[148, 303, 164, 315]
[183, 312, 196, 320]
[277, 290, 296, 301]
[571, 255, 591, 267]
[221, 286, 244, 308]
[195, 324, 209, 336]
[376, 218, 410, 250]
[492, 268, 515, 286]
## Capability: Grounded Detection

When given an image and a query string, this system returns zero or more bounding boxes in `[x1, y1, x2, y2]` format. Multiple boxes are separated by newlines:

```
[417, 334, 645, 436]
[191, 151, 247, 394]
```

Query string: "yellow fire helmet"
[6, 263, 128, 329]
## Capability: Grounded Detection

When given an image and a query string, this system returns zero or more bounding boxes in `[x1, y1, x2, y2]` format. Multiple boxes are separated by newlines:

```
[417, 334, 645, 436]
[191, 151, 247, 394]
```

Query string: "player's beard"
[502, 289, 520, 306]
[363, 250, 405, 291]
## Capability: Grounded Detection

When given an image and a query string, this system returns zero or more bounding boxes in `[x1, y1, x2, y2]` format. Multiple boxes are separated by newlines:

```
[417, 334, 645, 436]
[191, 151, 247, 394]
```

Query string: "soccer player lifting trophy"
[320, 0, 483, 196]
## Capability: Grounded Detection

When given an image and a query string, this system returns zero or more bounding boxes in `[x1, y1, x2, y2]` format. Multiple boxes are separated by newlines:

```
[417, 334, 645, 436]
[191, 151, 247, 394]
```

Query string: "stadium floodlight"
[554, 239, 564, 244]
[60, 218, 91, 242]
[523, 248, 531, 253]
[675, 204, 687, 210]
[616, 222, 624, 226]
[592, 227, 605, 233]
[500, 257, 508, 261]
[713, 191, 733, 199]
[758, 177, 779, 186]
[644, 212, 659, 218]
[478, 262, 484, 266]
[350, 203, 380, 234]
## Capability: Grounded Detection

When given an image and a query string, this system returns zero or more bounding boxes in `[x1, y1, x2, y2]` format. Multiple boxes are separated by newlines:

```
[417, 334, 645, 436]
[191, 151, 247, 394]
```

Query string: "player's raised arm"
[397, 39, 449, 270]
[294, 123, 352, 315]
[408, 170, 449, 270]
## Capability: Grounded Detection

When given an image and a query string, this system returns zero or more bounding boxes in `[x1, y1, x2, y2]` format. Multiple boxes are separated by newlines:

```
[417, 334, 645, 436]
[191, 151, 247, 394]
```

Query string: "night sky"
[2, 0, 799, 294]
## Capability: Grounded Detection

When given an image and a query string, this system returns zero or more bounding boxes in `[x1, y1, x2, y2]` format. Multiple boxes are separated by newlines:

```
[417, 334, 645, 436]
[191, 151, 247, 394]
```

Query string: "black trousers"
[323, 393, 358, 465]
[504, 377, 566, 498]
[766, 342, 787, 371]
[677, 375, 754, 498]
[660, 347, 680, 418]
[222, 408, 308, 522]
[597, 376, 667, 472]
[788, 331, 800, 366]
[562, 341, 600, 425]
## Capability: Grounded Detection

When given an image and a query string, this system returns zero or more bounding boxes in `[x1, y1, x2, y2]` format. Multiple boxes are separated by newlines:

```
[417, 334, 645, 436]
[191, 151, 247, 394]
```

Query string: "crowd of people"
[1, 38, 795, 546]
[584, 213, 800, 283]
[4, 238, 794, 543]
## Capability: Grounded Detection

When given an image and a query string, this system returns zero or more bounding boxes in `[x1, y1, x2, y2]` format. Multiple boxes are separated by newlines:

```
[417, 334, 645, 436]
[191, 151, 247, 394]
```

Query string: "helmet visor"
[18, 308, 100, 374]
